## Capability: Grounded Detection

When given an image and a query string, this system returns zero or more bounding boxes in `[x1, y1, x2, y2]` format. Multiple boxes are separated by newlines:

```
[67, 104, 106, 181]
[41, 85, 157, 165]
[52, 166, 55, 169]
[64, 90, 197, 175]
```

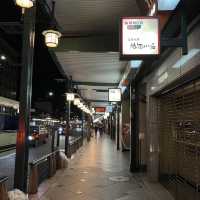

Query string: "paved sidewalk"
[30, 135, 174, 200]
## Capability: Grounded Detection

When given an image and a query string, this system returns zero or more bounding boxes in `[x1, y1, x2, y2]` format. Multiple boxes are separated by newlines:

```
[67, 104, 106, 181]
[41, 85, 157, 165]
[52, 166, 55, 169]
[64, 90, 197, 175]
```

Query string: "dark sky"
[0, 0, 69, 119]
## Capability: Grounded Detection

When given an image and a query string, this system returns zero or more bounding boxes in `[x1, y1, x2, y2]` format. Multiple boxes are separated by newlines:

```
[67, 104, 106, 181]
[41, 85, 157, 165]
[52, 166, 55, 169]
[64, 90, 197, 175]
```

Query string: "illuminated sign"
[66, 93, 75, 101]
[157, 0, 180, 11]
[108, 88, 121, 102]
[106, 105, 113, 113]
[95, 107, 106, 113]
[120, 17, 160, 58]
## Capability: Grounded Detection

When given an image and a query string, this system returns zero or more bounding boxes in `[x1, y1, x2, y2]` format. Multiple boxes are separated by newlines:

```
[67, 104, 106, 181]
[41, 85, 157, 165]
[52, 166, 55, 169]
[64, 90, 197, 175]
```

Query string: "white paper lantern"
[42, 30, 62, 48]
[16, 0, 33, 8]
[74, 98, 80, 106]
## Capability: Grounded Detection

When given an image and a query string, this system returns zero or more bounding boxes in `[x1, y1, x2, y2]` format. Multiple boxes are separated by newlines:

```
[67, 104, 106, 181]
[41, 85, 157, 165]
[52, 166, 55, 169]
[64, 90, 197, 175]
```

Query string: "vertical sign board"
[66, 93, 75, 101]
[109, 88, 121, 102]
[120, 17, 160, 59]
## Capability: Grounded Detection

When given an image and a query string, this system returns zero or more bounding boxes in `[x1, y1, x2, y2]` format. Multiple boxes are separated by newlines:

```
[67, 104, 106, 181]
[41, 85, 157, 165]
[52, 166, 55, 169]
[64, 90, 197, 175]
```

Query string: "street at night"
[1, 0, 200, 200]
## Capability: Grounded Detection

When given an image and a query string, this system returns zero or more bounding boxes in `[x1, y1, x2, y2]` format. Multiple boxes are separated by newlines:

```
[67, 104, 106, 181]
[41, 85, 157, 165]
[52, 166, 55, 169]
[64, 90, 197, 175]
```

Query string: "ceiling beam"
[87, 99, 109, 103]
[79, 88, 108, 92]
[49, 50, 68, 80]
[73, 81, 118, 87]
[135, 0, 148, 15]
[95, 89, 108, 92]
[53, 34, 118, 52]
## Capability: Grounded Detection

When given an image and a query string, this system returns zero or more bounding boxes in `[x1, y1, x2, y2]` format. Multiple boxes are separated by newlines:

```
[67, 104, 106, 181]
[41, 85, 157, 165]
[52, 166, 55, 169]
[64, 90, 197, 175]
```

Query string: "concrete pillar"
[115, 109, 120, 150]
[146, 95, 160, 182]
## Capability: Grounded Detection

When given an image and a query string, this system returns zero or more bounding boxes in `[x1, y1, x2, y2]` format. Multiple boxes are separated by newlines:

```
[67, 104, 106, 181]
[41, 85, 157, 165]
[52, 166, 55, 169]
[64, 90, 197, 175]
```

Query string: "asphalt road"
[0, 129, 84, 190]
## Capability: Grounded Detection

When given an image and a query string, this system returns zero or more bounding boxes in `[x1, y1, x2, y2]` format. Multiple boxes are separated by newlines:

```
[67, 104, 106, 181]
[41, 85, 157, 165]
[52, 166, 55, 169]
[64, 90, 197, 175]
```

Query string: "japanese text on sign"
[109, 89, 121, 102]
[122, 17, 160, 56]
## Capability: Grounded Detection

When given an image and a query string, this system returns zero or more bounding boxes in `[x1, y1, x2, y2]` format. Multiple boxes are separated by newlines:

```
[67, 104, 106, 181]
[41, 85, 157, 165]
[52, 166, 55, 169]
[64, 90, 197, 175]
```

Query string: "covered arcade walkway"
[30, 135, 173, 200]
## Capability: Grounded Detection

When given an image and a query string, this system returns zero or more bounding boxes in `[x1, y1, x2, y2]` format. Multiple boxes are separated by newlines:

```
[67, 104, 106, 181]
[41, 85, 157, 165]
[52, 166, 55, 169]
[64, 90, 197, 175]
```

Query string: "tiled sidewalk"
[30, 135, 174, 200]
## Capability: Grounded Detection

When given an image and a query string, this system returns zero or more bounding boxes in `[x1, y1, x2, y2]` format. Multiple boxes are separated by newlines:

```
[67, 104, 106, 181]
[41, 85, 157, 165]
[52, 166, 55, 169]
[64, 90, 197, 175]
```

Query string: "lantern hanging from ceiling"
[42, 30, 61, 48]
[42, 1, 62, 48]
[16, 0, 33, 8]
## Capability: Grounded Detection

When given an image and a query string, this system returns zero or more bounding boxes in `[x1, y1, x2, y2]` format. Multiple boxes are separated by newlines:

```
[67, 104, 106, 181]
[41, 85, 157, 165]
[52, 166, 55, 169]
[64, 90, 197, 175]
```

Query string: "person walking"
[94, 124, 98, 137]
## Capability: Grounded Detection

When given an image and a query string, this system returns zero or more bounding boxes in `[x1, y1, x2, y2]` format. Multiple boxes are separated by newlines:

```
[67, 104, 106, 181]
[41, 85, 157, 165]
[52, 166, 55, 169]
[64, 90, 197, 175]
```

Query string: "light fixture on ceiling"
[42, 1, 62, 48]
[16, 0, 33, 8]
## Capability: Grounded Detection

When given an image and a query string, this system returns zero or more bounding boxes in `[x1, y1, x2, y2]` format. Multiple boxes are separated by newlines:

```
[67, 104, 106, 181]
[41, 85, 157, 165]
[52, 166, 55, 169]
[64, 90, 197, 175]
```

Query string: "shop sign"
[66, 93, 75, 101]
[120, 17, 160, 59]
[108, 88, 121, 102]
[95, 107, 106, 113]
[106, 105, 113, 113]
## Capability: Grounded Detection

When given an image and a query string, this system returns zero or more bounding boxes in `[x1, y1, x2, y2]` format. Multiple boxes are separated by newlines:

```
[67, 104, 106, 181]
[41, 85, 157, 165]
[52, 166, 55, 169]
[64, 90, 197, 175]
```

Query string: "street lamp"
[48, 91, 54, 96]
[16, 0, 33, 8]
[78, 102, 84, 109]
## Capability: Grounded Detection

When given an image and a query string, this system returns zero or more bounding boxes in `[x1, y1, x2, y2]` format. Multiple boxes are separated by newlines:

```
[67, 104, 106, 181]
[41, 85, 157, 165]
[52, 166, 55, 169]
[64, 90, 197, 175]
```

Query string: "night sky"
[0, 1, 73, 119]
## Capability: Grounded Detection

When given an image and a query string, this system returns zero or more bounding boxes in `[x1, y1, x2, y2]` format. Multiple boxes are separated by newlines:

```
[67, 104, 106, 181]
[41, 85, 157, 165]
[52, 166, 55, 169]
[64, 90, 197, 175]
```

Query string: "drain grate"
[109, 176, 130, 182]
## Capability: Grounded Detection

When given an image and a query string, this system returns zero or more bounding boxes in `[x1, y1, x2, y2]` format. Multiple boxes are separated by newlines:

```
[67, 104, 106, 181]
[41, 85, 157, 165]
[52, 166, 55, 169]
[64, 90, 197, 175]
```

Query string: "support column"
[51, 129, 55, 152]
[108, 116, 111, 136]
[111, 114, 113, 139]
[81, 111, 84, 140]
[14, 5, 36, 192]
[56, 131, 60, 147]
[112, 111, 117, 140]
[146, 96, 160, 182]
[65, 101, 70, 157]
[116, 106, 120, 150]
[130, 83, 140, 172]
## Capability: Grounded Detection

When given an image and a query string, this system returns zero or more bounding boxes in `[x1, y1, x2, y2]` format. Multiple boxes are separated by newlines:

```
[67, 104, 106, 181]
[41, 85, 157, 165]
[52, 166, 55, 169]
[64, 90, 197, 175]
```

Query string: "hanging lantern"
[42, 30, 62, 48]
[78, 102, 84, 108]
[74, 98, 80, 106]
[42, 1, 62, 48]
[16, 0, 33, 8]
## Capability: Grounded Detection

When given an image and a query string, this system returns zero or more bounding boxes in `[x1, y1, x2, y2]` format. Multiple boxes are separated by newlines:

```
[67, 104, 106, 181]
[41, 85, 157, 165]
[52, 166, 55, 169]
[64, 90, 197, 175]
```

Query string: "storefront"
[143, 15, 200, 200]
[158, 76, 200, 200]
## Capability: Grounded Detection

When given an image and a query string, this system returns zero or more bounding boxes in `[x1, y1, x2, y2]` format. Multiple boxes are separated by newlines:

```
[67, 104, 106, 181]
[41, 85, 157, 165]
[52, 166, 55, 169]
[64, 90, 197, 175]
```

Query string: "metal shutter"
[159, 80, 200, 200]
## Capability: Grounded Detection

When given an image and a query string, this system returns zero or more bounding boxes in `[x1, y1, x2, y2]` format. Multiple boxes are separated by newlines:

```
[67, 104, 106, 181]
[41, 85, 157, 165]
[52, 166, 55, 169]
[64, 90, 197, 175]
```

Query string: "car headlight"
[28, 136, 34, 141]
[59, 127, 63, 132]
